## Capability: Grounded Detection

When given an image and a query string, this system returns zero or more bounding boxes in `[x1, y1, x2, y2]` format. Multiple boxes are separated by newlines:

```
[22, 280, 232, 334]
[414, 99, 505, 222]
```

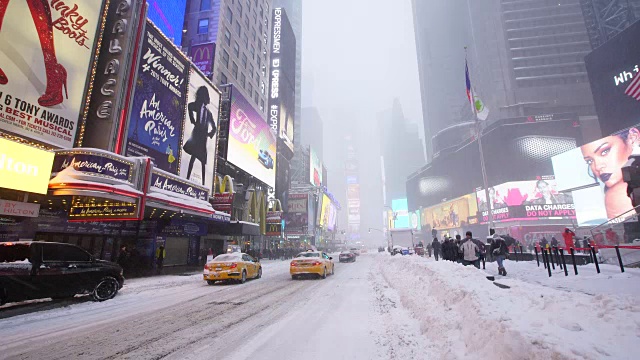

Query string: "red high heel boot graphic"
[28, 0, 67, 107]
[0, 0, 8, 85]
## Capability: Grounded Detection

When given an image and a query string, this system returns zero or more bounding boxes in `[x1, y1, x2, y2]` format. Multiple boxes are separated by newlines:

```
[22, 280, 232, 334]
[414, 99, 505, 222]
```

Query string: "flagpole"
[466, 47, 495, 233]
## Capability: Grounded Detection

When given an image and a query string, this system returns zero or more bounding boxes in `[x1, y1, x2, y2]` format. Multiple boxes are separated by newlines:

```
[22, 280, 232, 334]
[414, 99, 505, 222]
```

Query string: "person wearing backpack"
[460, 231, 480, 268]
[490, 234, 508, 276]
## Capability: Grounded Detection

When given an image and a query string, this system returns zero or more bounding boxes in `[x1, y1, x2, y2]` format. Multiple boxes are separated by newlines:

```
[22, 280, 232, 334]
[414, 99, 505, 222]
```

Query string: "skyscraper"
[182, 0, 272, 118]
[147, 0, 188, 46]
[412, 0, 598, 160]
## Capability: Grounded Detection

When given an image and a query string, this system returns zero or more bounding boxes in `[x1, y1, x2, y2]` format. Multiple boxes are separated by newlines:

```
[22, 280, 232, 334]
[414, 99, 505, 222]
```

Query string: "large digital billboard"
[319, 194, 331, 229]
[552, 125, 640, 226]
[147, 0, 187, 46]
[228, 89, 277, 188]
[285, 193, 308, 235]
[0, 0, 105, 148]
[268, 8, 296, 151]
[422, 194, 477, 231]
[309, 147, 322, 186]
[585, 20, 640, 136]
[189, 43, 216, 78]
[392, 198, 409, 228]
[126, 21, 189, 174]
[475, 178, 575, 223]
[179, 67, 220, 191]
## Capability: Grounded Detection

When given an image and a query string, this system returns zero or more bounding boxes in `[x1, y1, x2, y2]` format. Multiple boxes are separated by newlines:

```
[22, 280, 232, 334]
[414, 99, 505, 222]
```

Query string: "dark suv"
[0, 242, 124, 305]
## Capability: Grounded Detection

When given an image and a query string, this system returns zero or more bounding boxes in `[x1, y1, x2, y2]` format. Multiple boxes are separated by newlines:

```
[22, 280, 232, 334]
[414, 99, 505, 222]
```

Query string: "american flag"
[625, 74, 640, 101]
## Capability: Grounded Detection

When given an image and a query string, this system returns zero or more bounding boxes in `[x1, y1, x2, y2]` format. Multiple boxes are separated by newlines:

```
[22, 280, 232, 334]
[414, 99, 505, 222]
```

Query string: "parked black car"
[339, 251, 356, 263]
[0, 242, 124, 305]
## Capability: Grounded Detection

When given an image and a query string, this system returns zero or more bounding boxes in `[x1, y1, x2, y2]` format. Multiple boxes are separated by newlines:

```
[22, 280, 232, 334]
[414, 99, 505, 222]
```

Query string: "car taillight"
[229, 263, 237, 269]
[290, 261, 297, 267]
[312, 261, 321, 266]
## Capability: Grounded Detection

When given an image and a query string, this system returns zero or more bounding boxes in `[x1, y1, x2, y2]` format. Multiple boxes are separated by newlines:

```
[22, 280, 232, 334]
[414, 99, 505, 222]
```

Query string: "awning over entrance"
[216, 221, 261, 236]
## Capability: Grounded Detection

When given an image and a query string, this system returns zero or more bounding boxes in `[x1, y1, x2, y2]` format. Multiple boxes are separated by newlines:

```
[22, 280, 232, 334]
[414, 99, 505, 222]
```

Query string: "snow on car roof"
[211, 254, 242, 262]
[295, 252, 321, 258]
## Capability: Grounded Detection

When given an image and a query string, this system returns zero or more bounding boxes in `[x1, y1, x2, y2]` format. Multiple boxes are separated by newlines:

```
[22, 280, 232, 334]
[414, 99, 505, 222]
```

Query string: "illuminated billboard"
[126, 21, 189, 174]
[0, 138, 54, 194]
[585, 20, 640, 136]
[189, 43, 216, 78]
[475, 179, 575, 223]
[319, 194, 331, 229]
[309, 147, 322, 186]
[552, 126, 640, 226]
[0, 0, 105, 148]
[179, 67, 220, 191]
[268, 8, 296, 151]
[147, 0, 187, 46]
[392, 198, 409, 228]
[285, 193, 308, 235]
[422, 194, 477, 231]
[228, 89, 277, 188]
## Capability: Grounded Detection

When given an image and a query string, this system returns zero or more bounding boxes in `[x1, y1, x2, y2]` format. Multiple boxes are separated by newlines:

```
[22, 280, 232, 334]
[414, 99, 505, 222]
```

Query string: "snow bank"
[377, 255, 640, 359]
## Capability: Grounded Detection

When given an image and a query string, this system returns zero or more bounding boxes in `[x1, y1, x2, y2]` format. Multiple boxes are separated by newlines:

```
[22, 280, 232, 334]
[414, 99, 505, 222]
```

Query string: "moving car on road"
[204, 253, 262, 285]
[349, 248, 361, 256]
[290, 251, 335, 279]
[339, 251, 356, 263]
[0, 242, 124, 305]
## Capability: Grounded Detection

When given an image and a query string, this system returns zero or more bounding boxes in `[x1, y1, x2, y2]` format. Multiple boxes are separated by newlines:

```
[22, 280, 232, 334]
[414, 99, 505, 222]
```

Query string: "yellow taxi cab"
[203, 253, 262, 285]
[290, 250, 335, 280]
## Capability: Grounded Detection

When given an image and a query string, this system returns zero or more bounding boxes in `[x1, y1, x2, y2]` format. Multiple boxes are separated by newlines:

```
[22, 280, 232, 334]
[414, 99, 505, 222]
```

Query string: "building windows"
[233, 42, 239, 57]
[258, 22, 262, 35]
[225, 6, 233, 23]
[224, 28, 231, 46]
[249, 64, 254, 79]
[259, 98, 264, 112]
[259, 5, 263, 18]
[241, 53, 248, 68]
[256, 56, 260, 69]
[198, 19, 209, 34]
[252, 28, 257, 44]
[220, 72, 228, 85]
[234, 20, 241, 35]
[240, 73, 246, 88]
[260, 81, 265, 95]
[261, 64, 266, 77]
[200, 0, 211, 11]
[256, 71, 260, 83]
[257, 41, 261, 56]
[244, 15, 249, 28]
[232, 62, 238, 79]
[242, 33, 249, 46]
[222, 49, 230, 68]
[237, 1, 243, 17]
[248, 83, 253, 95]
[250, 45, 255, 60]
[254, 91, 259, 104]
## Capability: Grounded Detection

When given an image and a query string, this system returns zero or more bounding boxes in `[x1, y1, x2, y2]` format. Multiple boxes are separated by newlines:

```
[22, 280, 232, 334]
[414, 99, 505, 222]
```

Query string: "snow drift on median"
[376, 255, 640, 360]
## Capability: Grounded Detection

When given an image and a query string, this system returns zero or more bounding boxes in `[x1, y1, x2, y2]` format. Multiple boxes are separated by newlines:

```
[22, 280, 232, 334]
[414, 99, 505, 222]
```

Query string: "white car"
[349, 248, 361, 256]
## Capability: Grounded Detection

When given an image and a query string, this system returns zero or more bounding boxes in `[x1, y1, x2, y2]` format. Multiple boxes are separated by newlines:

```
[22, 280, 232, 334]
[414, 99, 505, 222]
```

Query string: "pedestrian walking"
[432, 237, 441, 261]
[490, 234, 508, 276]
[460, 231, 480, 268]
[117, 245, 129, 275]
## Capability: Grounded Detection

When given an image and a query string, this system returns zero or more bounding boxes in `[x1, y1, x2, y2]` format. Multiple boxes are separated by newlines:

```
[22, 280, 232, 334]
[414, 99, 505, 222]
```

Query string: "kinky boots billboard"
[81, 0, 146, 150]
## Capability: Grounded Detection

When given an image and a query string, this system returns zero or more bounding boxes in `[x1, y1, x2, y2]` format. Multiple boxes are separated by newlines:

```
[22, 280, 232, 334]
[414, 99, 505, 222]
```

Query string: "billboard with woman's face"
[552, 126, 640, 226]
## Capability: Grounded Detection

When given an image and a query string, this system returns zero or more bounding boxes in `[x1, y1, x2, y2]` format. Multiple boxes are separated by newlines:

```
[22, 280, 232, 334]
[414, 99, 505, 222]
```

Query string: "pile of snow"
[376, 255, 640, 359]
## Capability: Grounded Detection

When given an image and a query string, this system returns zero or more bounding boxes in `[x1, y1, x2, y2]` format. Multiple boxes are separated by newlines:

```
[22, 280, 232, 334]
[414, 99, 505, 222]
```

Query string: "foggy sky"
[301, 0, 424, 241]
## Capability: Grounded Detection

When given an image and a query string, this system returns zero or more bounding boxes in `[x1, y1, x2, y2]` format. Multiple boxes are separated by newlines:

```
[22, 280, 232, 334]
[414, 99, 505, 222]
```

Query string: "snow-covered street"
[1, 254, 639, 359]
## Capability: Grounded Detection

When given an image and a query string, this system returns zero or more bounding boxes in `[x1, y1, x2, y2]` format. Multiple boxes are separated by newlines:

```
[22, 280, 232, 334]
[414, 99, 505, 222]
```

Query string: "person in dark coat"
[550, 236, 559, 248]
[490, 234, 508, 276]
[540, 237, 549, 249]
[183, 86, 217, 185]
[432, 237, 441, 261]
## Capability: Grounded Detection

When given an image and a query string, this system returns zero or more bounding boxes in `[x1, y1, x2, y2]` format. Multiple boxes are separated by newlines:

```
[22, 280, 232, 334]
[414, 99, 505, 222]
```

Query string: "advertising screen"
[228, 89, 277, 188]
[422, 194, 477, 231]
[552, 125, 640, 226]
[285, 193, 308, 235]
[392, 198, 409, 229]
[309, 147, 322, 186]
[126, 21, 189, 174]
[475, 179, 575, 223]
[327, 204, 337, 231]
[0, 138, 54, 194]
[147, 0, 187, 46]
[319, 194, 331, 229]
[585, 20, 640, 136]
[0, 0, 105, 148]
[179, 67, 220, 191]
[275, 151, 291, 209]
[189, 43, 216, 78]
[268, 8, 296, 151]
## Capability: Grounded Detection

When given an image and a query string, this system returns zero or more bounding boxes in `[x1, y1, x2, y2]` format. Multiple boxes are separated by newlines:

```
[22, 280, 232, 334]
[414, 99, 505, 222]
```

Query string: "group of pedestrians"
[430, 232, 509, 276]
[263, 248, 299, 260]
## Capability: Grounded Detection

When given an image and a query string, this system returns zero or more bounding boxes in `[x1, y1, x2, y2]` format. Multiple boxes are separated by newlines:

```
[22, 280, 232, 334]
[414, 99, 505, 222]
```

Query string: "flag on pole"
[465, 59, 490, 121]
[625, 74, 640, 101]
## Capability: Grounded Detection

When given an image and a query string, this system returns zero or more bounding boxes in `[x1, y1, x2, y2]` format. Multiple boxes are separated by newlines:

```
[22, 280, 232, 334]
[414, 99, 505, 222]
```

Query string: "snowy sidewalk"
[376, 254, 640, 359]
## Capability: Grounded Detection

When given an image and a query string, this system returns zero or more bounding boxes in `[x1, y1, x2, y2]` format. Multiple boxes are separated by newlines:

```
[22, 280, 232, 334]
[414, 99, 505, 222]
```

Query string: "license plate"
[215, 267, 222, 271]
